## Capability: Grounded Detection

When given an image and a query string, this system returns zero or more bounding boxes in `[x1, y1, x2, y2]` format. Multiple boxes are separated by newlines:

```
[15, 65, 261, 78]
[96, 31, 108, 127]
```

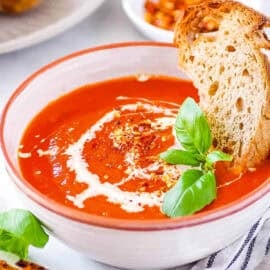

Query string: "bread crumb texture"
[175, 0, 270, 169]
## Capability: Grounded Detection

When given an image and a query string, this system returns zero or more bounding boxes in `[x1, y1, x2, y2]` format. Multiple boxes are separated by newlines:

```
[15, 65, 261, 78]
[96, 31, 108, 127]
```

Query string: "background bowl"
[121, 0, 270, 43]
[122, 0, 174, 42]
[1, 42, 270, 270]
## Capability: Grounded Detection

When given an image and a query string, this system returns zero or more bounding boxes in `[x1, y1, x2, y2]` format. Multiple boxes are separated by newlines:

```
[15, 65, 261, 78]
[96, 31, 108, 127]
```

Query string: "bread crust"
[0, 0, 41, 14]
[0, 260, 46, 270]
[174, 0, 270, 169]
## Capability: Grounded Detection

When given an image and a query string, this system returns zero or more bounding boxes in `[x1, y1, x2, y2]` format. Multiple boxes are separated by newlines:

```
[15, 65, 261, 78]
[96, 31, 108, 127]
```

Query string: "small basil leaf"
[206, 150, 233, 165]
[162, 169, 203, 217]
[162, 170, 216, 217]
[0, 209, 49, 258]
[175, 98, 212, 155]
[0, 229, 28, 259]
[160, 149, 201, 166]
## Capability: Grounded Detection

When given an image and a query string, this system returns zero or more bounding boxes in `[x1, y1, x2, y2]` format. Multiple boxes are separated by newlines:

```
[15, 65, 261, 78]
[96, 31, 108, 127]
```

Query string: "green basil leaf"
[0, 229, 28, 259]
[162, 170, 216, 217]
[206, 150, 233, 164]
[0, 209, 49, 258]
[175, 98, 212, 155]
[160, 149, 201, 166]
[162, 169, 203, 216]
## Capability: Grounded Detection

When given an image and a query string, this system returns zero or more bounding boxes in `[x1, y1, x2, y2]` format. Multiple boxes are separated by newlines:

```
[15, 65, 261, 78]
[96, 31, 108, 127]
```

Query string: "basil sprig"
[0, 209, 49, 259]
[161, 98, 232, 217]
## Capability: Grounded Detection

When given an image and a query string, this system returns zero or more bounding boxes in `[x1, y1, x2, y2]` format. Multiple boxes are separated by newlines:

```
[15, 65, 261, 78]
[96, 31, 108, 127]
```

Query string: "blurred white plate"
[0, 0, 105, 54]
[122, 0, 174, 43]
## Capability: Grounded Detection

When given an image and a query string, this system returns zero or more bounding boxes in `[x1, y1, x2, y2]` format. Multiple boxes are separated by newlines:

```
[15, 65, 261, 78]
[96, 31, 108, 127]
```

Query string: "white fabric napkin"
[173, 208, 270, 270]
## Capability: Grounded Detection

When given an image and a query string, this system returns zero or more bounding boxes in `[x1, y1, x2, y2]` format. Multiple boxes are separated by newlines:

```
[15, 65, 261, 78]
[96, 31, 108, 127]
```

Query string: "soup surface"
[18, 76, 270, 220]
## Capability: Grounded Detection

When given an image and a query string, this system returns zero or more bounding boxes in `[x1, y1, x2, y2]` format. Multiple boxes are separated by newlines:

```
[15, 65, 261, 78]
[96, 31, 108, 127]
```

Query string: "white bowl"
[122, 0, 174, 43]
[1, 42, 270, 270]
[121, 0, 270, 43]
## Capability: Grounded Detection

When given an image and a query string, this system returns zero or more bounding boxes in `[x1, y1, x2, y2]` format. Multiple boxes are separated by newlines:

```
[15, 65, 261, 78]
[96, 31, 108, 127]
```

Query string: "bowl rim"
[1, 41, 270, 231]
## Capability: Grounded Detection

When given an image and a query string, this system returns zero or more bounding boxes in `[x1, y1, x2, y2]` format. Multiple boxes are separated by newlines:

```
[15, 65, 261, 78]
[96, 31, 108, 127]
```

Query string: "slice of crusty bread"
[0, 0, 41, 13]
[0, 260, 17, 270]
[174, 0, 270, 169]
[0, 260, 46, 270]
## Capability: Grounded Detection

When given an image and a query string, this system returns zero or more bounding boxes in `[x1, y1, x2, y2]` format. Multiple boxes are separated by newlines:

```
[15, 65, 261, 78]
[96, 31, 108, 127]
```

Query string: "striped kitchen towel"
[175, 208, 270, 270]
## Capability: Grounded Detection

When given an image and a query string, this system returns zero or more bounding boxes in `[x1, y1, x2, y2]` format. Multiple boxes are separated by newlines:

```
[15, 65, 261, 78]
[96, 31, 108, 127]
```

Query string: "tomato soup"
[18, 76, 270, 220]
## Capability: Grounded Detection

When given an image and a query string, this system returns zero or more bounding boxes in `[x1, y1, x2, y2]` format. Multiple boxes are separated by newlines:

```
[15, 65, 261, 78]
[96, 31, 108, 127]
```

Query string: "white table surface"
[0, 1, 269, 269]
